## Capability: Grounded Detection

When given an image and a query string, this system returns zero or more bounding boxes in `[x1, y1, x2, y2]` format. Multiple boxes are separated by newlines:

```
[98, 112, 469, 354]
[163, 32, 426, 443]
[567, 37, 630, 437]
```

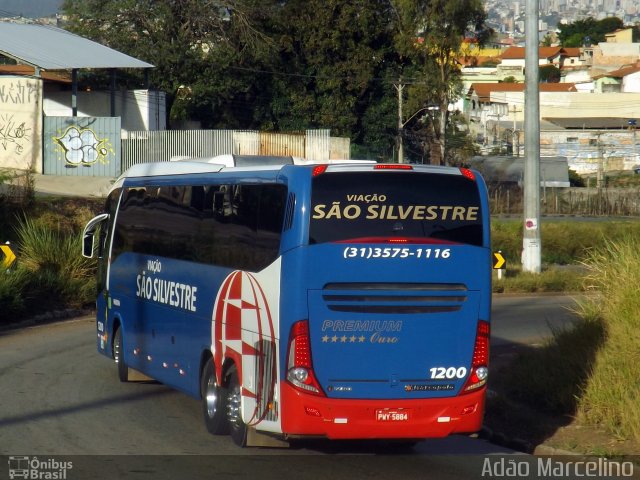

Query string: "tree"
[390, 0, 490, 165]
[261, 0, 399, 145]
[558, 17, 624, 47]
[62, 0, 400, 158]
[539, 65, 561, 83]
[62, 0, 273, 128]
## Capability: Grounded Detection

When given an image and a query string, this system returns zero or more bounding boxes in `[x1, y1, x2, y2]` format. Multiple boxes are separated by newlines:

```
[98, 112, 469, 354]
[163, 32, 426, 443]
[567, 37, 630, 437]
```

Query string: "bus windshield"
[309, 171, 484, 246]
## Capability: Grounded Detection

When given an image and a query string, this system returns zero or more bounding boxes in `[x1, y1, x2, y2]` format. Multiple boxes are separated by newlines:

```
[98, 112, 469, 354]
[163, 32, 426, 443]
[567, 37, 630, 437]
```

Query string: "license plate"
[376, 409, 410, 422]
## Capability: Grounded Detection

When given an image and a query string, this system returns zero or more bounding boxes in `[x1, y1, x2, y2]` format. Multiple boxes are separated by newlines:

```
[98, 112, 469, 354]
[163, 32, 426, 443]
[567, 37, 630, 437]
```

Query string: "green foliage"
[575, 239, 640, 443]
[61, 0, 490, 163]
[568, 169, 585, 187]
[539, 64, 560, 83]
[62, 0, 272, 128]
[15, 215, 95, 281]
[393, 0, 489, 164]
[558, 17, 624, 47]
[0, 269, 29, 320]
[493, 265, 586, 294]
[264, 0, 400, 140]
[491, 219, 640, 266]
[0, 212, 97, 326]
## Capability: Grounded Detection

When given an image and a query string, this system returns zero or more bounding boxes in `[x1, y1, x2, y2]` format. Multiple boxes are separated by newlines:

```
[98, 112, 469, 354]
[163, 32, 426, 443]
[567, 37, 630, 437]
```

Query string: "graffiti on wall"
[53, 125, 115, 167]
[0, 80, 38, 105]
[0, 114, 30, 155]
[0, 78, 38, 169]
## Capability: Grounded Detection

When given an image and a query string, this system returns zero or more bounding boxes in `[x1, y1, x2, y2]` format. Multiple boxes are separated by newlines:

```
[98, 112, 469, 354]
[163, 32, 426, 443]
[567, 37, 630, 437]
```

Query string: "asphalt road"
[0, 295, 581, 479]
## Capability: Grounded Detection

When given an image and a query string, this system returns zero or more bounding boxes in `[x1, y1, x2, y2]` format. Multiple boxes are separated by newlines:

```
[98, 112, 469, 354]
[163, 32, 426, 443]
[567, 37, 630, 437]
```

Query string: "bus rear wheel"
[226, 368, 247, 447]
[113, 326, 129, 382]
[201, 360, 229, 435]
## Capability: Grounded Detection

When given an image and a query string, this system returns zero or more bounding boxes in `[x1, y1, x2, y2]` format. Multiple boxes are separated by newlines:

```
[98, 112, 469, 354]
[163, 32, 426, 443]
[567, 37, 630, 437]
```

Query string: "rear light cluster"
[312, 165, 328, 177]
[286, 320, 325, 396]
[459, 167, 476, 181]
[373, 164, 413, 170]
[462, 320, 490, 393]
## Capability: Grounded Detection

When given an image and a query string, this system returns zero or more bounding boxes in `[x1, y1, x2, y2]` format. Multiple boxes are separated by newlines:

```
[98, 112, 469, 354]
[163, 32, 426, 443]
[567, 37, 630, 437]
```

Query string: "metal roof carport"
[0, 22, 154, 116]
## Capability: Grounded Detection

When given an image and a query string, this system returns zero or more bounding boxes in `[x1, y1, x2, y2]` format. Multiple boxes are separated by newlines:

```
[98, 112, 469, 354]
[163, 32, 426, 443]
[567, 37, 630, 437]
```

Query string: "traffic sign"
[1, 243, 16, 269]
[492, 251, 506, 270]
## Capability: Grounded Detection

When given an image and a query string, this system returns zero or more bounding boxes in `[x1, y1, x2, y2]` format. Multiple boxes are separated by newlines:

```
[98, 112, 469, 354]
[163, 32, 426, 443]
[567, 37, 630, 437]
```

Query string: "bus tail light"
[312, 165, 328, 176]
[462, 320, 489, 393]
[286, 320, 325, 396]
[459, 168, 476, 181]
[374, 164, 413, 170]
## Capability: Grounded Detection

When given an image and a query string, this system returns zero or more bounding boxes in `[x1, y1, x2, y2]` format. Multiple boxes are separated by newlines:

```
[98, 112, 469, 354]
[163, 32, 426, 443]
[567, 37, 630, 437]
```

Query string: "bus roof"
[110, 161, 475, 194]
[170, 154, 377, 167]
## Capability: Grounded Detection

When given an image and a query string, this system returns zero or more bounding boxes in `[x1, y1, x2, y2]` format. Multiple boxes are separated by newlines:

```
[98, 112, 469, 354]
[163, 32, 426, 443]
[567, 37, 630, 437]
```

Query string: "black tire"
[113, 326, 129, 382]
[201, 359, 229, 435]
[226, 368, 247, 447]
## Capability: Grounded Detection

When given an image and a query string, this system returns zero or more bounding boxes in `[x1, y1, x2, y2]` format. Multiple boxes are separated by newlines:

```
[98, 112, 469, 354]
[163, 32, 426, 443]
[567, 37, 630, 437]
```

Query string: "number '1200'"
[429, 367, 467, 379]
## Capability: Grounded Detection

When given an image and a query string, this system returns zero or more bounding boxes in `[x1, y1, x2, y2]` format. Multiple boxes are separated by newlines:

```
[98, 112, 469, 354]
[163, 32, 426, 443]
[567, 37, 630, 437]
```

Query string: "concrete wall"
[0, 76, 43, 173]
[540, 130, 639, 174]
[43, 89, 166, 132]
[593, 43, 640, 70]
[485, 91, 640, 121]
[622, 71, 640, 92]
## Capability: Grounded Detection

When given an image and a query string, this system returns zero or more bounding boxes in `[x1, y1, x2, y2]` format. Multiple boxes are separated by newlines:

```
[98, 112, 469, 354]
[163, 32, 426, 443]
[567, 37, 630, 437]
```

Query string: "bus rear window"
[309, 171, 483, 246]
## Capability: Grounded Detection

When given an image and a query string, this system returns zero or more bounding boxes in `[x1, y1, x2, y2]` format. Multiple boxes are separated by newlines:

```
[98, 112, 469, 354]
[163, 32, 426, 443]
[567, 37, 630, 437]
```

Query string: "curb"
[479, 425, 535, 454]
[0, 308, 94, 333]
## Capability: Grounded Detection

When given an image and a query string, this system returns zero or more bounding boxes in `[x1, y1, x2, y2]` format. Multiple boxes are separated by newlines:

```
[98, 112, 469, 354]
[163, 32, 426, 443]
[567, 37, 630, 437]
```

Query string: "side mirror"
[82, 213, 109, 259]
[83, 232, 96, 258]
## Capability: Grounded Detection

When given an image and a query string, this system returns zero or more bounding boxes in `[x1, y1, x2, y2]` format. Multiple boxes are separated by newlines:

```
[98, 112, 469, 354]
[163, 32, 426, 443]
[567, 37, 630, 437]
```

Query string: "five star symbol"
[322, 335, 366, 343]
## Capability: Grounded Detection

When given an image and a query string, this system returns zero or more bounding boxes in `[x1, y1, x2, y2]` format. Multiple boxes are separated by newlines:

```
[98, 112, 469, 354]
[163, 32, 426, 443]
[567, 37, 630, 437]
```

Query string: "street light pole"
[395, 80, 405, 163]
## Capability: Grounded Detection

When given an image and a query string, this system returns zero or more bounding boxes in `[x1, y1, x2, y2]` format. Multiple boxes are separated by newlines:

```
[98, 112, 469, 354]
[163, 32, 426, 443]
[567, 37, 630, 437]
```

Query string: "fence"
[489, 184, 640, 216]
[43, 117, 121, 176]
[121, 129, 333, 171]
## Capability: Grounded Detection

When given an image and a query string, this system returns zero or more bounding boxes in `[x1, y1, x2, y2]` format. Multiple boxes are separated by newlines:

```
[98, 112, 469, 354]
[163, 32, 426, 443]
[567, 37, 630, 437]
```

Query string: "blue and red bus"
[82, 157, 491, 447]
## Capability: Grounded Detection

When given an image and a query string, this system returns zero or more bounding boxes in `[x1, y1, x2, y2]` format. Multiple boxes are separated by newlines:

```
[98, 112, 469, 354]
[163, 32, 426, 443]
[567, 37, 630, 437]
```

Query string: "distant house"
[499, 46, 587, 70]
[465, 82, 580, 152]
[592, 61, 640, 93]
[466, 82, 578, 124]
[591, 42, 640, 73]
[604, 28, 634, 44]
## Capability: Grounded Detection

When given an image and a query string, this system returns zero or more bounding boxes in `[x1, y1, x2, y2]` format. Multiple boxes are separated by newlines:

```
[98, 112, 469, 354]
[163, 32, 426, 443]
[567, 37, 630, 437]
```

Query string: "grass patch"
[492, 218, 640, 265]
[492, 265, 587, 293]
[575, 239, 640, 445]
[486, 237, 640, 454]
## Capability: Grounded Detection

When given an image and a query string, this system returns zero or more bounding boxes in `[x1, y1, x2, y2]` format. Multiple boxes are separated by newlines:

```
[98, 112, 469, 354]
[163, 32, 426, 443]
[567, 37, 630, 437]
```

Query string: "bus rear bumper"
[280, 384, 485, 440]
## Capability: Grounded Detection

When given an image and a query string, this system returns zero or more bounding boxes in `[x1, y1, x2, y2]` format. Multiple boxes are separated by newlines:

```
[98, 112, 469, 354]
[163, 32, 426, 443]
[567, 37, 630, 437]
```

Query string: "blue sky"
[0, 0, 62, 18]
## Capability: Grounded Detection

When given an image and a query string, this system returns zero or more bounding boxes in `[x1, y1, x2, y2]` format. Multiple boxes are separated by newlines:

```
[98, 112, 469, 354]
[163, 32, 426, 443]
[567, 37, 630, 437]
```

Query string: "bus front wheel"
[201, 360, 229, 435]
[113, 326, 129, 382]
[226, 368, 247, 447]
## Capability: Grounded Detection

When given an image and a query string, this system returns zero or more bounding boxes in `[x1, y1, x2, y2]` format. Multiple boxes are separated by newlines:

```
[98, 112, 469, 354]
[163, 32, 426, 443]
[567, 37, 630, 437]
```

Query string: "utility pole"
[394, 80, 405, 163]
[522, 0, 541, 273]
[596, 132, 604, 190]
[512, 105, 519, 157]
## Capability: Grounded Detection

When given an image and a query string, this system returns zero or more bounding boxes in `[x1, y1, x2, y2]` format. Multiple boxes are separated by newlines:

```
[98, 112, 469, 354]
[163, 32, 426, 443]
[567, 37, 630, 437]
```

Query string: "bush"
[0, 215, 98, 324]
[0, 269, 29, 322]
